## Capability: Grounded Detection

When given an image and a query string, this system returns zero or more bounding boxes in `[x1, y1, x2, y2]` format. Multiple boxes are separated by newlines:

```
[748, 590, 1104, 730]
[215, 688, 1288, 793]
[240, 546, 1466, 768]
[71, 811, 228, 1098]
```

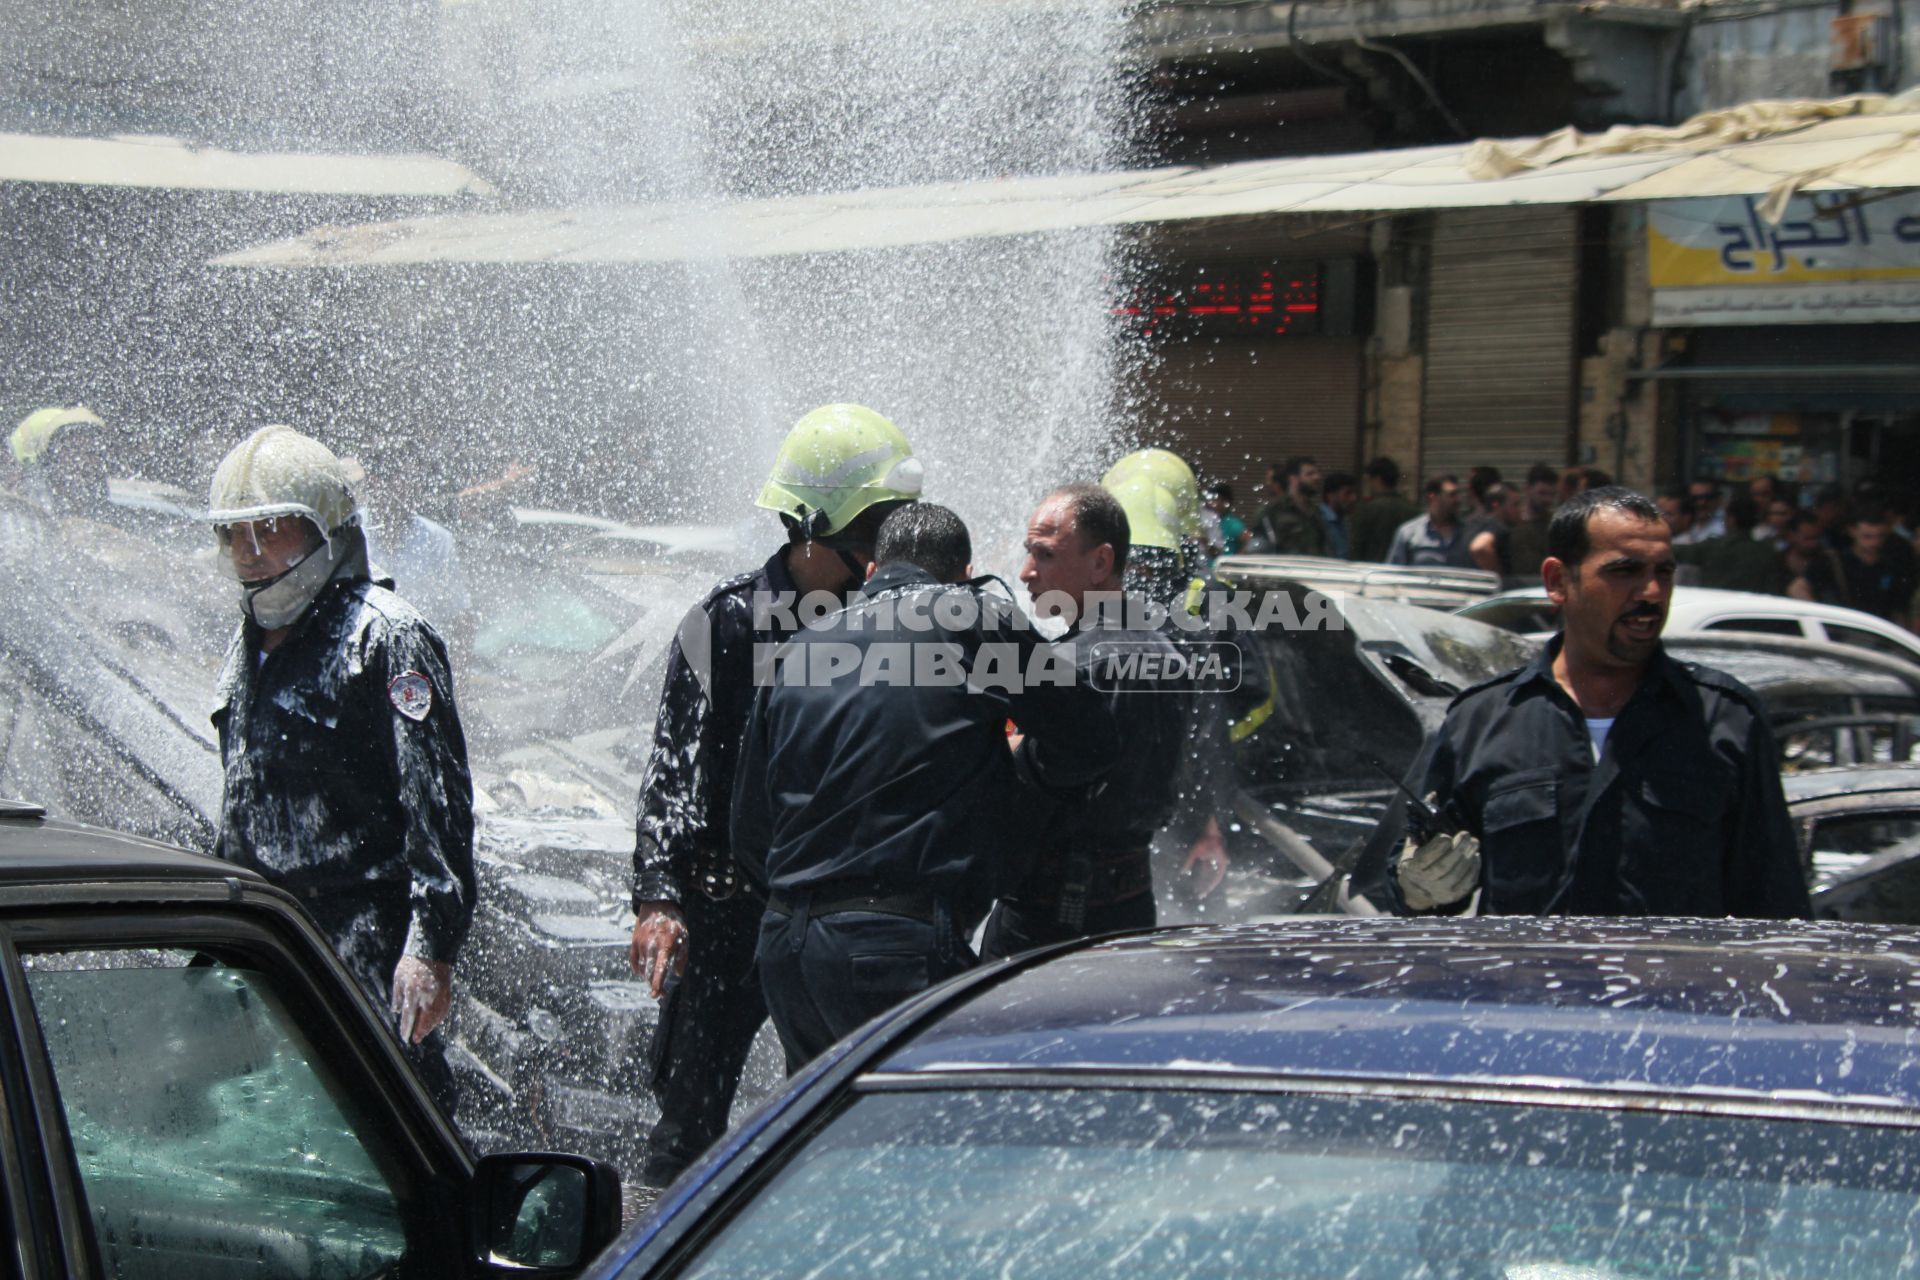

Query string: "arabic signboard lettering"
[1648, 193, 1920, 326]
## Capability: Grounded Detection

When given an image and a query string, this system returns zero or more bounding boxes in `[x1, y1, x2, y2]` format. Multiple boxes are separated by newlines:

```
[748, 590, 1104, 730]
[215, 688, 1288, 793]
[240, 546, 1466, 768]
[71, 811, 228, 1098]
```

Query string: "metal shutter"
[1134, 335, 1365, 495]
[1421, 206, 1579, 486]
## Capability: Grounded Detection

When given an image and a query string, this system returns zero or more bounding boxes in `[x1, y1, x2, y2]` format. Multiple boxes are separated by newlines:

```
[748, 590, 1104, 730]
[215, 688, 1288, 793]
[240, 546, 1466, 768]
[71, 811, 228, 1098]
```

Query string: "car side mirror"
[471, 1152, 622, 1275]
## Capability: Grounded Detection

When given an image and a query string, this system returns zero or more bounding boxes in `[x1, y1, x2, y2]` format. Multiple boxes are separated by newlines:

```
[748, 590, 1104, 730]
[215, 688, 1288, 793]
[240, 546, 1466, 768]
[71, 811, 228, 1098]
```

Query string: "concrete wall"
[1677, 0, 1920, 113]
[1370, 353, 1426, 473]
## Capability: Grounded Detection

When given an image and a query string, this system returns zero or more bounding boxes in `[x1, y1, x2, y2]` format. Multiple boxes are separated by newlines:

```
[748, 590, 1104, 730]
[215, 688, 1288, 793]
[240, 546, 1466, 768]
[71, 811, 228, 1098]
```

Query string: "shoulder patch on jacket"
[388, 671, 434, 721]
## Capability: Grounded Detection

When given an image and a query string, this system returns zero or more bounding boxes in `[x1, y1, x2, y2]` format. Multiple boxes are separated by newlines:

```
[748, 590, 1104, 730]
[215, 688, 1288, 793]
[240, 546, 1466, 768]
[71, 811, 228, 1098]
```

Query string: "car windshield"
[669, 1087, 1920, 1280]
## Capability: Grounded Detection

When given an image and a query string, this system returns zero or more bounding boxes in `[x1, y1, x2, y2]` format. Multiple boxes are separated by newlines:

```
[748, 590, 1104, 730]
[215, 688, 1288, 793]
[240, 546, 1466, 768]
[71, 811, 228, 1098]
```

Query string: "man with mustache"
[1385, 486, 1809, 919]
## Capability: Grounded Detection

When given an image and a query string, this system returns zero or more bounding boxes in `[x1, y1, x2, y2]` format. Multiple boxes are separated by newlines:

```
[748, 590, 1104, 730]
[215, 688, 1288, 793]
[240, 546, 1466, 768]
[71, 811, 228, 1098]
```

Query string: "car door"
[1796, 792, 1920, 924]
[0, 896, 474, 1279]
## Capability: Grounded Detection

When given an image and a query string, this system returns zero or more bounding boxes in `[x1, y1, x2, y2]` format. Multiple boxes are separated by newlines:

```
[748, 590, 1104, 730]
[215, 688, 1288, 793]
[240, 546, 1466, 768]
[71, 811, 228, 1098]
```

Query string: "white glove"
[391, 955, 453, 1044]
[1395, 830, 1482, 912]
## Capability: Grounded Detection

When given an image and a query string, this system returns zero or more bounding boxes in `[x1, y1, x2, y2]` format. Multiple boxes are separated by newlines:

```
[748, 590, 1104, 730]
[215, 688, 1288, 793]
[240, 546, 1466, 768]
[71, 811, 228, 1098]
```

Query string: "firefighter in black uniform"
[981, 483, 1188, 957]
[732, 503, 1117, 1068]
[206, 426, 475, 1112]
[628, 404, 924, 1186]
[1102, 450, 1277, 916]
[1386, 486, 1810, 919]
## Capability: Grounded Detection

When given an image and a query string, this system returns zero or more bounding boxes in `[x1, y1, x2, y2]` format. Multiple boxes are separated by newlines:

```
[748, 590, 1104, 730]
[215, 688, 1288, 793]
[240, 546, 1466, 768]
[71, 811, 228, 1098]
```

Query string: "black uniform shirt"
[212, 577, 476, 998]
[732, 562, 1117, 925]
[1006, 609, 1190, 905]
[1388, 635, 1809, 919]
[632, 547, 802, 909]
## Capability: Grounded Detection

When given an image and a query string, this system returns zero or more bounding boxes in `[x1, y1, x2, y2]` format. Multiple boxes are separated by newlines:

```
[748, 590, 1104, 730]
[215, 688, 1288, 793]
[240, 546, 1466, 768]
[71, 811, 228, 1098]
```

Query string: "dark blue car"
[590, 916, 1920, 1279]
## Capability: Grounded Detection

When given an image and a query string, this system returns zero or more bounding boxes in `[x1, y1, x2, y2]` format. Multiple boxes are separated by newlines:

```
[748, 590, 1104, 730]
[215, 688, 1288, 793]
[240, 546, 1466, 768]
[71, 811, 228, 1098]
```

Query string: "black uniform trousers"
[757, 904, 976, 1072]
[641, 890, 768, 1186]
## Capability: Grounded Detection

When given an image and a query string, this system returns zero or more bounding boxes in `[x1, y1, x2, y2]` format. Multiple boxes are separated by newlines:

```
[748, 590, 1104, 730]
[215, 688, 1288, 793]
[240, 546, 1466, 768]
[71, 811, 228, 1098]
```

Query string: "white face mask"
[239, 541, 337, 629]
[234, 524, 368, 629]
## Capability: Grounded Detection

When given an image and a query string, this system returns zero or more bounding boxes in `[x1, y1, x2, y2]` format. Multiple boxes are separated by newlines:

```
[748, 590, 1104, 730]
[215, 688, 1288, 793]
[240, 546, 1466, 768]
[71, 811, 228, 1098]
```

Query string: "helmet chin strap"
[797, 507, 868, 592]
[829, 544, 868, 587]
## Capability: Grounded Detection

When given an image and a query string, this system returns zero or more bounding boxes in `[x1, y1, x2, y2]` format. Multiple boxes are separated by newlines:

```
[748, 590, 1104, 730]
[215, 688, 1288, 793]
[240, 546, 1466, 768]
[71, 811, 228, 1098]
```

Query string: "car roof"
[1663, 586, 1917, 636]
[1782, 763, 1920, 804]
[0, 808, 261, 887]
[1217, 555, 1501, 610]
[877, 917, 1920, 1114]
[1664, 631, 1920, 697]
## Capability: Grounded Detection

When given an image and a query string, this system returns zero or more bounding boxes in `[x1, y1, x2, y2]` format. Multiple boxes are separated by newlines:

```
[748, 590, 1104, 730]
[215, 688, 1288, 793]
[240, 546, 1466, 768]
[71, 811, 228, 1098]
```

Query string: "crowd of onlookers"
[1200, 455, 1918, 631]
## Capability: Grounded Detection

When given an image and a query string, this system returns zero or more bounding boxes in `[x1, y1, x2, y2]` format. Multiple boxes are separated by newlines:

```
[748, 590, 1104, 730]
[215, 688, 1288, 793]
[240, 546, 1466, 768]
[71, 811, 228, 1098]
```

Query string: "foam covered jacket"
[212, 575, 476, 1000]
[1385, 635, 1810, 919]
[632, 548, 802, 908]
[732, 563, 1119, 925]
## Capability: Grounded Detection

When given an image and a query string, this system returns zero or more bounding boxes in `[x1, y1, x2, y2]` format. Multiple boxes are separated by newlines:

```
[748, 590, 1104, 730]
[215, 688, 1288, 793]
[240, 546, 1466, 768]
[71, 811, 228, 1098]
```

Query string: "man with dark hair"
[1319, 471, 1359, 560]
[629, 404, 922, 1185]
[733, 503, 1115, 1069]
[1504, 462, 1560, 580]
[1252, 455, 1325, 555]
[1695, 496, 1789, 596]
[1465, 466, 1503, 523]
[1385, 475, 1473, 568]
[982, 483, 1189, 957]
[1756, 495, 1796, 548]
[1783, 511, 1846, 603]
[873, 501, 972, 584]
[1558, 466, 1612, 504]
[1201, 482, 1244, 559]
[1385, 486, 1808, 920]
[1656, 486, 1699, 544]
[1261, 460, 1288, 506]
[1468, 481, 1523, 579]
[1811, 484, 1849, 551]
[1802, 504, 1915, 625]
[1035, 482, 1132, 575]
[1349, 456, 1418, 563]
[1687, 478, 1726, 540]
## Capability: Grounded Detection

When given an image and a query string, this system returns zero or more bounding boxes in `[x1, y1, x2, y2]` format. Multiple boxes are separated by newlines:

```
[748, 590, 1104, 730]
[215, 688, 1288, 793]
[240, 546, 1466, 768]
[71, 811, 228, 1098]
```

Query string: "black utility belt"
[1041, 849, 1153, 900]
[767, 888, 939, 924]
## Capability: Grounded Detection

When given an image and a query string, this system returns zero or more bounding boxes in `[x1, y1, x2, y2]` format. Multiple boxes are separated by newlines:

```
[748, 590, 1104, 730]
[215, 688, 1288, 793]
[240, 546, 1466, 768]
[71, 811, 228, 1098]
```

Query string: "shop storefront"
[1645, 193, 1920, 493]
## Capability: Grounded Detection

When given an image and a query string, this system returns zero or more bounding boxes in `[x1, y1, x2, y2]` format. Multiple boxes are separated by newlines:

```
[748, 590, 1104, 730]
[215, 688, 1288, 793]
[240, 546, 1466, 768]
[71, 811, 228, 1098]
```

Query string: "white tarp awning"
[0, 132, 495, 198]
[211, 95, 1920, 269]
